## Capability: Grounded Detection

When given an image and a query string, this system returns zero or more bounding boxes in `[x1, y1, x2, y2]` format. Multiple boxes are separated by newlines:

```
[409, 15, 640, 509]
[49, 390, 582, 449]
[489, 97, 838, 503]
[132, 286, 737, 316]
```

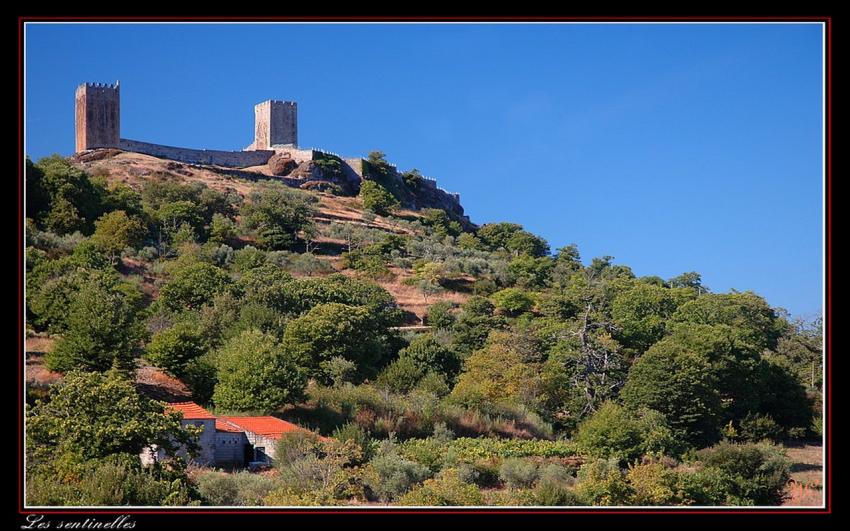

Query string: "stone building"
[140, 401, 320, 469]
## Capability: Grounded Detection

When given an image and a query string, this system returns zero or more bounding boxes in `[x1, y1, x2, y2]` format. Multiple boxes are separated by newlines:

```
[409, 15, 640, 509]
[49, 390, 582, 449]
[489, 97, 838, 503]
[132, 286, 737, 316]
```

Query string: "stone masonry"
[75, 82, 120, 152]
[73, 81, 462, 211]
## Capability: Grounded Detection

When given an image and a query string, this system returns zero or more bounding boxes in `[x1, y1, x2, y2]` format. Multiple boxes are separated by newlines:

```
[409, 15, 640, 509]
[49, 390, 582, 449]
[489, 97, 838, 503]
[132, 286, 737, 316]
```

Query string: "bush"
[182, 356, 218, 404]
[159, 262, 231, 311]
[332, 422, 374, 463]
[400, 437, 576, 463]
[274, 433, 363, 503]
[146, 321, 208, 376]
[359, 180, 400, 216]
[376, 356, 425, 393]
[240, 183, 316, 251]
[490, 288, 534, 316]
[575, 458, 632, 506]
[27, 454, 195, 506]
[196, 471, 239, 506]
[695, 441, 790, 505]
[626, 462, 682, 505]
[398, 469, 483, 506]
[323, 356, 358, 388]
[426, 301, 456, 329]
[737, 413, 784, 443]
[499, 458, 540, 489]
[399, 333, 461, 382]
[533, 471, 579, 506]
[283, 302, 392, 383]
[573, 402, 678, 463]
[46, 276, 142, 372]
[364, 441, 431, 501]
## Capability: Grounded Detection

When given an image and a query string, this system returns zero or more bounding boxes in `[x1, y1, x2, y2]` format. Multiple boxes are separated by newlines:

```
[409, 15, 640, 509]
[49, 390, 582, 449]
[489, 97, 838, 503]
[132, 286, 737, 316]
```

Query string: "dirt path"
[783, 441, 824, 506]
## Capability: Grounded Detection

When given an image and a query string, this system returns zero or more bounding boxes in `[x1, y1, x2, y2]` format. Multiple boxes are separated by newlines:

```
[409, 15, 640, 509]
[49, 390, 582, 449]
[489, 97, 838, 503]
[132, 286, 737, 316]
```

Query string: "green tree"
[426, 301, 456, 329]
[450, 331, 540, 409]
[399, 333, 462, 382]
[611, 282, 677, 353]
[146, 321, 208, 377]
[46, 277, 142, 372]
[213, 329, 306, 412]
[506, 255, 554, 289]
[31, 155, 107, 234]
[668, 271, 708, 293]
[209, 212, 236, 244]
[573, 402, 677, 463]
[491, 287, 535, 316]
[91, 210, 147, 264]
[283, 303, 391, 383]
[670, 292, 786, 351]
[240, 183, 316, 250]
[159, 262, 231, 311]
[27, 369, 195, 462]
[359, 180, 400, 216]
[477, 222, 549, 257]
[620, 329, 724, 447]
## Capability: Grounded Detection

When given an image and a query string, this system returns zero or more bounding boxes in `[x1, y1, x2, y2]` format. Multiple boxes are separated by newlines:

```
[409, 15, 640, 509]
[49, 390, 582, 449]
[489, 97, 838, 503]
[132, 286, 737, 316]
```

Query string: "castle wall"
[118, 139, 275, 167]
[75, 83, 120, 151]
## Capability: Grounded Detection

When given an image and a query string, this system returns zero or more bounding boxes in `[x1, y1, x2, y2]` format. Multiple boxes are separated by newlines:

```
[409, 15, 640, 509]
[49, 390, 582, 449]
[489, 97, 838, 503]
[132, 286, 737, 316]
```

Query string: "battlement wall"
[118, 139, 275, 167]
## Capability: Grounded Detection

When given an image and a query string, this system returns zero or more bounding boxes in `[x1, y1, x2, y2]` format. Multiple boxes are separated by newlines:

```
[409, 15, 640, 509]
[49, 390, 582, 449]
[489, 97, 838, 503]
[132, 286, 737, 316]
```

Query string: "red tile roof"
[219, 416, 319, 440]
[215, 419, 243, 433]
[166, 401, 216, 420]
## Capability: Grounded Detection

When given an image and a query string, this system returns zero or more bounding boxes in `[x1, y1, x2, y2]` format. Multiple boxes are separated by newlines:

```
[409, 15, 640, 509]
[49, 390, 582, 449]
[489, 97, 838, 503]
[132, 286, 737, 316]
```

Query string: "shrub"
[695, 441, 790, 505]
[376, 356, 425, 393]
[533, 467, 579, 506]
[499, 458, 540, 489]
[398, 469, 483, 506]
[284, 302, 392, 383]
[196, 471, 239, 506]
[574, 458, 632, 506]
[46, 276, 142, 372]
[323, 356, 358, 388]
[399, 333, 461, 382]
[240, 183, 316, 251]
[146, 321, 208, 376]
[182, 356, 218, 404]
[573, 402, 678, 463]
[27, 454, 195, 506]
[274, 433, 364, 503]
[364, 441, 431, 502]
[230, 472, 278, 506]
[490, 288, 534, 316]
[359, 180, 399, 216]
[737, 413, 784, 443]
[626, 462, 682, 505]
[231, 246, 267, 272]
[426, 301, 456, 329]
[332, 422, 374, 463]
[159, 262, 231, 311]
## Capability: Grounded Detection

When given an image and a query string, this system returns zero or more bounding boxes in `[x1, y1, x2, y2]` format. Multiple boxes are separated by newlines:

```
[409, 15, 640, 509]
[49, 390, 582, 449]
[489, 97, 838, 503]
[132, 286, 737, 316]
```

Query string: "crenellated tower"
[253, 100, 297, 150]
[75, 81, 120, 152]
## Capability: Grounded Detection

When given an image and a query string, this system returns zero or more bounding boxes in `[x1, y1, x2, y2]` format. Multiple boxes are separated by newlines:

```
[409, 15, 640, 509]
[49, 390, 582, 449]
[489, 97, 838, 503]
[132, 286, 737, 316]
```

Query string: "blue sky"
[24, 23, 824, 318]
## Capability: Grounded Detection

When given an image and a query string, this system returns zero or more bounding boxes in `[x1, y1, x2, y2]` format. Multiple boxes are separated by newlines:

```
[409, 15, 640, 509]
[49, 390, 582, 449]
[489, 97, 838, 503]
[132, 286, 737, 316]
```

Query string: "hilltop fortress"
[74, 81, 465, 219]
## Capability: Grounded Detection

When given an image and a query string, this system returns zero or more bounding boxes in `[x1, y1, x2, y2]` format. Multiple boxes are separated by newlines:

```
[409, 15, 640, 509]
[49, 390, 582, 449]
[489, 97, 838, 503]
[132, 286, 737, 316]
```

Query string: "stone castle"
[74, 81, 464, 216]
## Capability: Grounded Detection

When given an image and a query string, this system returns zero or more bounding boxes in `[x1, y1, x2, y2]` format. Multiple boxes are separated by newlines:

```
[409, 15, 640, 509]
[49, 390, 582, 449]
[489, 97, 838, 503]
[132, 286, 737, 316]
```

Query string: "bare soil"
[782, 441, 824, 506]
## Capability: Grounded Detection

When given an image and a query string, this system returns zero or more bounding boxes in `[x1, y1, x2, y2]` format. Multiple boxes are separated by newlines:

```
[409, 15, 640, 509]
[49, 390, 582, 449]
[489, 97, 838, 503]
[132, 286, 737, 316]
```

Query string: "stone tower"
[75, 82, 120, 152]
[253, 100, 297, 150]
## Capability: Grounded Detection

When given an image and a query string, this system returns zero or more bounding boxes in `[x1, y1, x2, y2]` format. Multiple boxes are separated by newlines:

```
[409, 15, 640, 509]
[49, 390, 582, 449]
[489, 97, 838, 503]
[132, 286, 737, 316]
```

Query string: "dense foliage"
[24, 154, 821, 507]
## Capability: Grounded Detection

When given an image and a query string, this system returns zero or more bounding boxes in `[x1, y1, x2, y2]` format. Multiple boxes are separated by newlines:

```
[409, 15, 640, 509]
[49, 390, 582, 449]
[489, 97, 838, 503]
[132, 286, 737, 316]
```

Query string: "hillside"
[24, 149, 823, 507]
[69, 149, 473, 322]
